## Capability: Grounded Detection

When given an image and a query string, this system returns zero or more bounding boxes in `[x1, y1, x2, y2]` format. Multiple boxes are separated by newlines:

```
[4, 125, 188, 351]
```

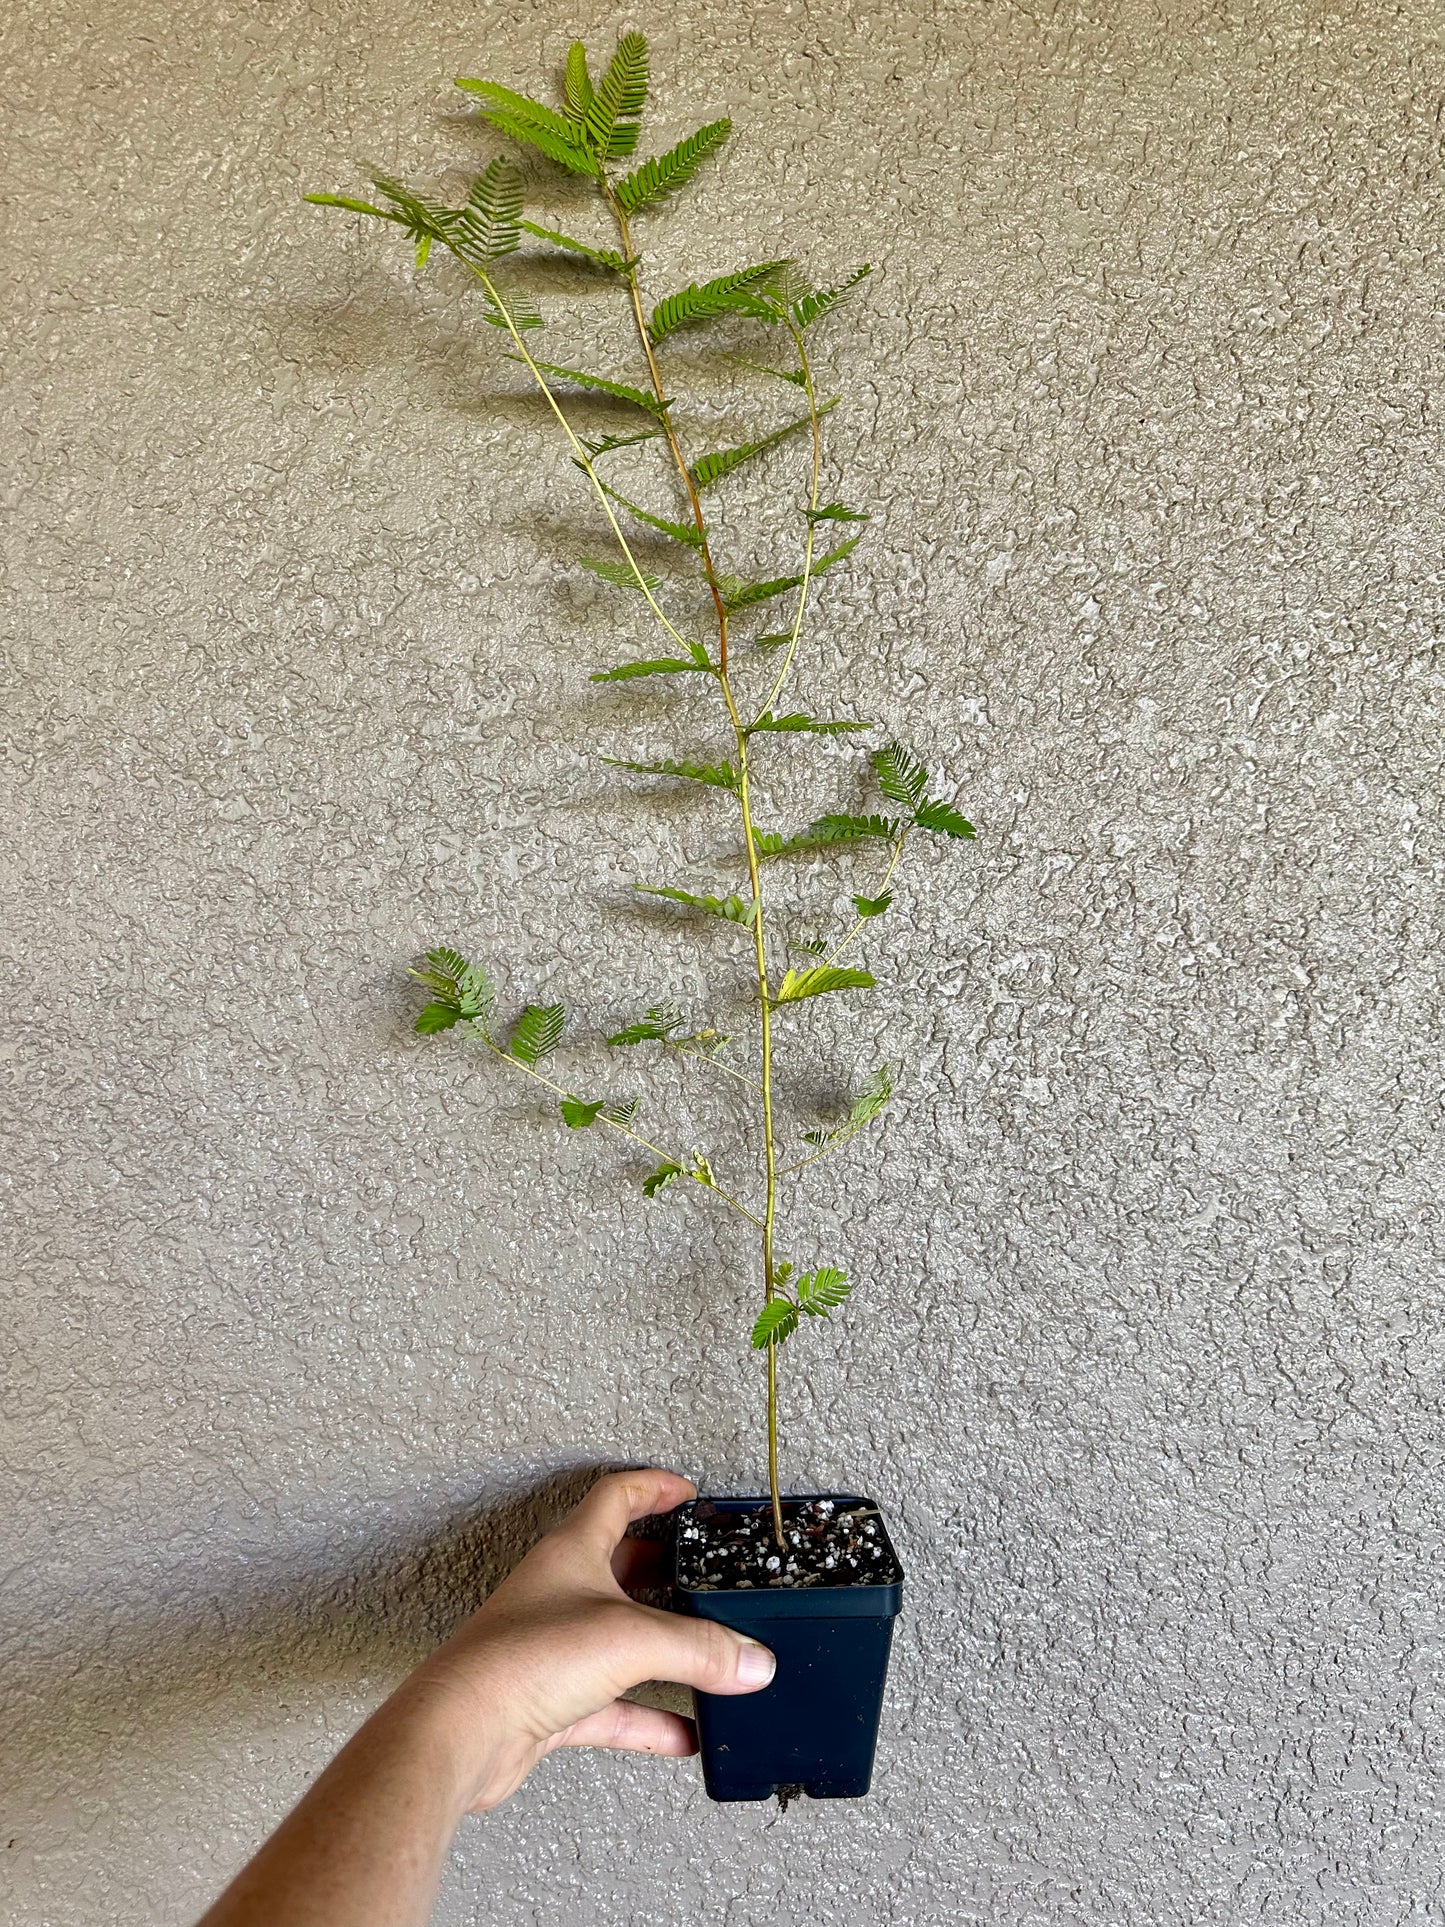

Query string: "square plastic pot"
[673, 1494, 904, 1803]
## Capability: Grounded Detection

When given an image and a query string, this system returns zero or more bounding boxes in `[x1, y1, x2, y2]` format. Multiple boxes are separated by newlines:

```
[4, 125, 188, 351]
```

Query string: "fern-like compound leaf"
[598, 482, 703, 549]
[770, 966, 876, 1005]
[415, 1002, 461, 1033]
[589, 650, 711, 682]
[477, 283, 544, 331]
[719, 537, 859, 611]
[509, 1002, 565, 1066]
[636, 885, 759, 927]
[579, 557, 660, 594]
[649, 261, 790, 344]
[518, 219, 628, 273]
[851, 891, 893, 917]
[797, 1266, 851, 1314]
[688, 401, 836, 493]
[774, 813, 902, 854]
[874, 742, 929, 810]
[575, 427, 664, 461]
[806, 502, 869, 524]
[642, 1159, 682, 1197]
[603, 756, 738, 791]
[803, 1066, 893, 1145]
[604, 1097, 640, 1127]
[306, 191, 407, 223]
[409, 949, 495, 1031]
[454, 80, 596, 175]
[607, 1004, 684, 1047]
[778, 265, 872, 330]
[747, 712, 872, 735]
[517, 358, 667, 415]
[751, 1298, 800, 1349]
[563, 41, 594, 118]
[585, 31, 650, 158]
[560, 1095, 605, 1128]
[615, 118, 732, 214]
[912, 798, 976, 839]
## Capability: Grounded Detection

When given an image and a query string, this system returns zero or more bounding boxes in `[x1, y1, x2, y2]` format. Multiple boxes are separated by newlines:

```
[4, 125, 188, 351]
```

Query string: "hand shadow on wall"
[3, 1461, 685, 1793]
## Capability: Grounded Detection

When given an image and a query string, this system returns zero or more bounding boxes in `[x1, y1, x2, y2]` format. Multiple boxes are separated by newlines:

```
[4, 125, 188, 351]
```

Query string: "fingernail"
[736, 1639, 776, 1688]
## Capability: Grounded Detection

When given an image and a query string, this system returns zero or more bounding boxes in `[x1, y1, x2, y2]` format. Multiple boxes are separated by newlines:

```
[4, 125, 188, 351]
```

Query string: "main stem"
[605, 186, 786, 1543]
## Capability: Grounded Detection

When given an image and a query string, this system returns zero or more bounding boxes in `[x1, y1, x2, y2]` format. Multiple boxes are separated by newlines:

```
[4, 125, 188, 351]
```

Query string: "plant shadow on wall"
[308, 30, 974, 1801]
[2, 1469, 629, 1788]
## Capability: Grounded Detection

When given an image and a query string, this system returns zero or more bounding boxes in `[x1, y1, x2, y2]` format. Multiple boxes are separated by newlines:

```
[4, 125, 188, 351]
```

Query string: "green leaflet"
[720, 537, 860, 610]
[851, 891, 893, 917]
[408, 947, 495, 1031]
[575, 428, 664, 461]
[560, 1095, 605, 1128]
[803, 1066, 893, 1145]
[598, 481, 703, 549]
[749, 828, 786, 857]
[642, 1160, 682, 1197]
[615, 118, 732, 214]
[563, 41, 594, 118]
[584, 30, 649, 159]
[649, 261, 791, 344]
[509, 1002, 565, 1066]
[454, 157, 525, 262]
[790, 936, 829, 958]
[689, 400, 837, 493]
[771, 813, 903, 855]
[874, 741, 928, 810]
[607, 1004, 684, 1047]
[477, 283, 544, 332]
[751, 1298, 800, 1348]
[306, 191, 405, 222]
[518, 219, 629, 274]
[759, 265, 873, 330]
[518, 358, 668, 415]
[770, 966, 876, 1005]
[753, 633, 793, 652]
[589, 644, 712, 682]
[747, 711, 872, 736]
[579, 557, 660, 594]
[454, 80, 597, 175]
[797, 1265, 851, 1313]
[913, 798, 976, 839]
[605, 1097, 641, 1127]
[636, 885, 759, 927]
[807, 502, 869, 524]
[603, 756, 738, 792]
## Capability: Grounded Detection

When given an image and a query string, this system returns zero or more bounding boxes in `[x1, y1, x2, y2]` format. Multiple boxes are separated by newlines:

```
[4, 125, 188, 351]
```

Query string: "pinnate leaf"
[607, 1005, 684, 1047]
[616, 118, 732, 214]
[874, 742, 928, 810]
[642, 1159, 682, 1197]
[560, 1095, 604, 1128]
[688, 401, 836, 492]
[747, 711, 872, 736]
[771, 813, 902, 855]
[586, 30, 650, 159]
[771, 966, 876, 1005]
[636, 885, 759, 927]
[579, 557, 660, 594]
[415, 1001, 461, 1034]
[509, 1002, 565, 1066]
[851, 891, 893, 917]
[518, 219, 628, 273]
[912, 798, 976, 839]
[751, 1299, 800, 1348]
[797, 1265, 851, 1314]
[519, 358, 668, 415]
[603, 756, 738, 791]
[589, 648, 711, 682]
[649, 261, 790, 344]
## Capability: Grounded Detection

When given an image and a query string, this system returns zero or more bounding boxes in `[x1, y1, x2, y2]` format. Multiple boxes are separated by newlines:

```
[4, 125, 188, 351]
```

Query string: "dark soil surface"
[675, 1497, 903, 1590]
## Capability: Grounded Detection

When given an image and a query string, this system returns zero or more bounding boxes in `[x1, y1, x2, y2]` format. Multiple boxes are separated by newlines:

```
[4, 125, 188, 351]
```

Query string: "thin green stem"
[600, 189, 788, 1543]
[669, 1044, 763, 1094]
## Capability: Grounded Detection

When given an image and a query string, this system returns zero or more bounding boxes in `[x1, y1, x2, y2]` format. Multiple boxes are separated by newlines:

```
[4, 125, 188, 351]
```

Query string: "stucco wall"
[4, 0, 1442, 1921]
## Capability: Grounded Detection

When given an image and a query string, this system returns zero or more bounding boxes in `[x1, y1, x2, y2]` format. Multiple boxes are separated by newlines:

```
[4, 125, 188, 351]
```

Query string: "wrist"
[385, 1653, 534, 1814]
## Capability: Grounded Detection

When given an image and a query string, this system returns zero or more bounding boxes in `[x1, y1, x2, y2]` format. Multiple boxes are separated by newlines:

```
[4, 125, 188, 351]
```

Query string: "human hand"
[394, 1468, 775, 1811]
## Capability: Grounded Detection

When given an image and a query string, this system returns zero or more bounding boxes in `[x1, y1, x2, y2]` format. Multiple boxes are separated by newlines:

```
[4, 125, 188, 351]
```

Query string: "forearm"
[197, 1682, 481, 1927]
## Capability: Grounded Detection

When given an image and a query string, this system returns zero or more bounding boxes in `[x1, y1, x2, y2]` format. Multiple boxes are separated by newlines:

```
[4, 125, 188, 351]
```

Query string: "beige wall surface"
[3, 0, 1441, 1921]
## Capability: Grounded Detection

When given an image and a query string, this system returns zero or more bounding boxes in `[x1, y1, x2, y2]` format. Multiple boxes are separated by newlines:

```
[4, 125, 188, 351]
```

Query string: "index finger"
[563, 1468, 697, 1563]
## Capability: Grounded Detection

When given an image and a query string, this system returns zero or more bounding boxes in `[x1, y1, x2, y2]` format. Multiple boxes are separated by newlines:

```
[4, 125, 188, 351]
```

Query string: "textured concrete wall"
[4, 0, 1442, 1921]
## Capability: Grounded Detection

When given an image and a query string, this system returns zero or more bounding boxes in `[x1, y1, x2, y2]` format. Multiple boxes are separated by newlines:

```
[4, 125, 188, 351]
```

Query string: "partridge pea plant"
[311, 30, 973, 1543]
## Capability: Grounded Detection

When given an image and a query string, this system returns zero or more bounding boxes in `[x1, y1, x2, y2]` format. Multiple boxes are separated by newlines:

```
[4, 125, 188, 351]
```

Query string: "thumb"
[635, 1605, 776, 1697]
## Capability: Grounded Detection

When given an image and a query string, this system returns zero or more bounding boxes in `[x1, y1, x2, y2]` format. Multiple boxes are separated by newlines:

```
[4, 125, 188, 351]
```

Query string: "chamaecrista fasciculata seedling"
[310, 29, 975, 1545]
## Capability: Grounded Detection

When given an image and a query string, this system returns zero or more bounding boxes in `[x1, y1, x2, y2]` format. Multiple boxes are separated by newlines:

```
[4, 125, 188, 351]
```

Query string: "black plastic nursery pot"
[673, 1495, 904, 1804]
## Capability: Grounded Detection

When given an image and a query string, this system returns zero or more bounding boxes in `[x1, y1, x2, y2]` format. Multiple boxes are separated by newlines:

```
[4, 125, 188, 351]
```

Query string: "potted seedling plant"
[310, 28, 974, 1803]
